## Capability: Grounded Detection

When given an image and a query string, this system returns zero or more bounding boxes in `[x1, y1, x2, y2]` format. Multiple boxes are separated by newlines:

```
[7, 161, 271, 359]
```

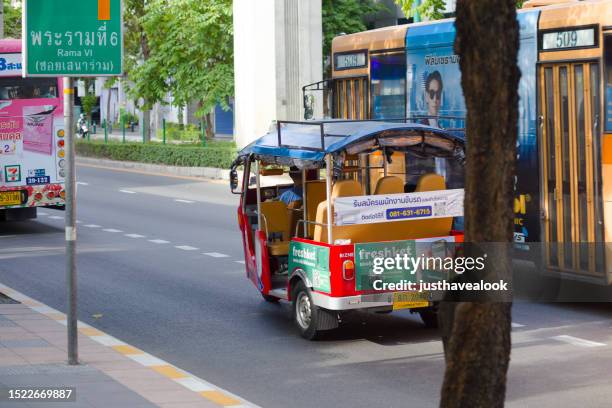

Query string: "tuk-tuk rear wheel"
[292, 281, 321, 340]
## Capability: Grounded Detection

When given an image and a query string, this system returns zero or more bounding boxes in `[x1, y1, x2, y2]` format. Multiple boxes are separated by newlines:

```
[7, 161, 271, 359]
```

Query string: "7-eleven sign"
[4, 165, 21, 182]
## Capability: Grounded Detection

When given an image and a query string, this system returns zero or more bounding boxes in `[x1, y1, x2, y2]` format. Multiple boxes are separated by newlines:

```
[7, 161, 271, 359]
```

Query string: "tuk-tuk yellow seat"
[260, 201, 291, 256]
[374, 176, 404, 195]
[305, 180, 327, 237]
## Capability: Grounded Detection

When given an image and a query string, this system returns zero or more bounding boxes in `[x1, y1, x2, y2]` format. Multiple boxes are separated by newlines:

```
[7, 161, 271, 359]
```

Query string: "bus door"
[334, 77, 369, 119]
[539, 62, 605, 278]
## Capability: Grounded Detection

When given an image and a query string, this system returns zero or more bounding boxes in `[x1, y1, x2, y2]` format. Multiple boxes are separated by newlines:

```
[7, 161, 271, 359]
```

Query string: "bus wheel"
[292, 281, 321, 340]
[418, 308, 439, 329]
[261, 294, 280, 303]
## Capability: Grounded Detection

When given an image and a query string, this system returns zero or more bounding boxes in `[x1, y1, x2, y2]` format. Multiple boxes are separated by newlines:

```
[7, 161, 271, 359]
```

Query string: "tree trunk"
[204, 110, 214, 140]
[178, 105, 184, 131]
[142, 107, 151, 142]
[439, 1, 520, 407]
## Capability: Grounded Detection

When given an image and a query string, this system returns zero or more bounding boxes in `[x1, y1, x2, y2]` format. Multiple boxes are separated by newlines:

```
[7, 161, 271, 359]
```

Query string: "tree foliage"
[127, 0, 233, 122]
[4, 0, 22, 39]
[322, 0, 384, 57]
[394, 0, 447, 21]
[395, 0, 526, 21]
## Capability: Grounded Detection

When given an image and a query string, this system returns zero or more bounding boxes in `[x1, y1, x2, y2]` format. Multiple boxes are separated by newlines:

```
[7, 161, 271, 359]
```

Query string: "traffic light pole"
[63, 77, 78, 365]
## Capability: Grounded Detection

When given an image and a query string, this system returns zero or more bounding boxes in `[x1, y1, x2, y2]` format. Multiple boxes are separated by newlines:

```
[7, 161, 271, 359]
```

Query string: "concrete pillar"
[234, 0, 323, 148]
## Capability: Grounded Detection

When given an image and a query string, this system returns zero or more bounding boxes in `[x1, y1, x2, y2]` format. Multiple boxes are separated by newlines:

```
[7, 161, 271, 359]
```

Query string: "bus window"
[0, 78, 58, 100]
[605, 35, 612, 132]
[370, 53, 406, 119]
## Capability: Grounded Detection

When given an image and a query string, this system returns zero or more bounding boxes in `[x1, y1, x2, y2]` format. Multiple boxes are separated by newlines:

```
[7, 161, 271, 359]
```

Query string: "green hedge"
[76, 141, 236, 169]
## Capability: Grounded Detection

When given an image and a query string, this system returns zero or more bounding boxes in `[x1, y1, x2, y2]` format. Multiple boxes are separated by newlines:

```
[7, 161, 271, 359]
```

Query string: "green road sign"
[23, 0, 123, 77]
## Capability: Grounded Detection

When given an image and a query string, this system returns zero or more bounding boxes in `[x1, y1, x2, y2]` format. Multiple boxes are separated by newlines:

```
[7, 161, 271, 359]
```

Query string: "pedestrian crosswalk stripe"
[85, 224, 101, 228]
[125, 234, 145, 238]
[103, 229, 123, 233]
[119, 189, 136, 194]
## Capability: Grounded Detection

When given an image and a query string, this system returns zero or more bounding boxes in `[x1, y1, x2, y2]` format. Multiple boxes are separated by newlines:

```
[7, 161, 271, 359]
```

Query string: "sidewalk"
[0, 285, 256, 408]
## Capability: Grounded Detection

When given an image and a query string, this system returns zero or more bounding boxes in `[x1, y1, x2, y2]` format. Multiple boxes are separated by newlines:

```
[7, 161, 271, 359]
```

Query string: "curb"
[76, 156, 231, 181]
[0, 283, 260, 408]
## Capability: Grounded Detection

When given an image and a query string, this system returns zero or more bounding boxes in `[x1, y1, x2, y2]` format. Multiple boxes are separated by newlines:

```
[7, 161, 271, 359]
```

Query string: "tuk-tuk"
[230, 120, 466, 339]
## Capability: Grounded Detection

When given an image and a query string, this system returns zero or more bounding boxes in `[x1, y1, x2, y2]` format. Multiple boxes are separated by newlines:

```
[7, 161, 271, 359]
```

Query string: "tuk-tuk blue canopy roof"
[237, 120, 465, 164]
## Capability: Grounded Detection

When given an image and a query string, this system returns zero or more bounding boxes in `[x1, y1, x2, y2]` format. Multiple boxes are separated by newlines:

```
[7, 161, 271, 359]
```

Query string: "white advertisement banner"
[334, 189, 464, 226]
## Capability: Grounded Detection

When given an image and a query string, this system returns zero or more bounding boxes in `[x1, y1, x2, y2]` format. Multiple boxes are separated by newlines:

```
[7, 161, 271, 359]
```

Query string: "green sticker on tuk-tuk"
[288, 241, 331, 294]
[354, 241, 418, 291]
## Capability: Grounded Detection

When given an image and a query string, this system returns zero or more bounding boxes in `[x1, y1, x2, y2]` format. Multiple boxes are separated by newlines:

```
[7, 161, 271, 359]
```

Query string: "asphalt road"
[1, 164, 612, 408]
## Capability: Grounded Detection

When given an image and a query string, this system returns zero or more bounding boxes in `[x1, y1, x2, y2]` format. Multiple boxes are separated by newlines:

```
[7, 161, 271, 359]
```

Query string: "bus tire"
[261, 294, 280, 303]
[292, 280, 322, 340]
[418, 308, 439, 329]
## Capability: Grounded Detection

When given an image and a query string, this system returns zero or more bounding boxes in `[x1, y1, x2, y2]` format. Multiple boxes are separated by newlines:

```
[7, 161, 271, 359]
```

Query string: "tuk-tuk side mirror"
[230, 169, 241, 194]
[303, 94, 314, 120]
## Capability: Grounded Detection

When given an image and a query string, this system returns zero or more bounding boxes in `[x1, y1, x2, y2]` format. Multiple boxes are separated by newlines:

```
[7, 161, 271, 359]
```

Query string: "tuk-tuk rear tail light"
[342, 260, 355, 281]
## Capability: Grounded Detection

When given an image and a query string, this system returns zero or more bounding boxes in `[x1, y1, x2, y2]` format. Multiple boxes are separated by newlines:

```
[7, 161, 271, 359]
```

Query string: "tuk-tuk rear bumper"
[311, 292, 397, 311]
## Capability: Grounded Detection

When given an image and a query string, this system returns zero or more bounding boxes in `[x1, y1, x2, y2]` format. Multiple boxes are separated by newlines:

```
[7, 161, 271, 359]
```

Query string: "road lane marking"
[84, 224, 102, 228]
[38, 211, 49, 216]
[149, 239, 170, 244]
[512, 322, 525, 328]
[49, 215, 63, 220]
[0, 280, 262, 408]
[174, 199, 195, 204]
[176, 245, 198, 251]
[77, 182, 89, 186]
[103, 228, 123, 233]
[119, 189, 136, 194]
[125, 234, 145, 238]
[203, 252, 229, 258]
[0, 235, 17, 239]
[235, 260, 245, 264]
[552, 335, 606, 348]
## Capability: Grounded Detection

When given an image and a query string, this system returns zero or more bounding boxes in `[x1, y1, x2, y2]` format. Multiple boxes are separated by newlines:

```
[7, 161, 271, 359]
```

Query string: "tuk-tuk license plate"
[392, 292, 430, 310]
[0, 191, 23, 207]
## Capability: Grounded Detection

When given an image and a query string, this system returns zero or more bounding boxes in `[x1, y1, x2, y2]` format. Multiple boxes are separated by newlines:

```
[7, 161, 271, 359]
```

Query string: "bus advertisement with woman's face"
[405, 12, 540, 248]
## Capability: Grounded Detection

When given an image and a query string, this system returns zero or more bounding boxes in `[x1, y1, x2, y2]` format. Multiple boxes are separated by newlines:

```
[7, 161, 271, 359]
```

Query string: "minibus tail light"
[342, 260, 355, 281]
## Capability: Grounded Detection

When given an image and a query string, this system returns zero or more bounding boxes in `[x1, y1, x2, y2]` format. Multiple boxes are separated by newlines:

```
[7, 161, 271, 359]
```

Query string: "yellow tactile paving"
[46, 313, 66, 320]
[151, 365, 187, 379]
[20, 299, 40, 306]
[112, 345, 143, 355]
[79, 327, 105, 337]
[200, 390, 242, 406]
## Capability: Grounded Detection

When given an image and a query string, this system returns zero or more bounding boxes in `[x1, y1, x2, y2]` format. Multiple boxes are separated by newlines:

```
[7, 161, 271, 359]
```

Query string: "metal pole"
[122, 117, 125, 143]
[142, 117, 145, 144]
[63, 77, 78, 366]
[162, 119, 166, 145]
[104, 119, 108, 143]
[302, 168, 307, 238]
[325, 154, 333, 244]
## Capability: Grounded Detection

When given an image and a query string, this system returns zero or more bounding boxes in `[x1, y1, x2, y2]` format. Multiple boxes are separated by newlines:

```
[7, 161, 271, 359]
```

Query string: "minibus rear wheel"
[292, 281, 321, 340]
